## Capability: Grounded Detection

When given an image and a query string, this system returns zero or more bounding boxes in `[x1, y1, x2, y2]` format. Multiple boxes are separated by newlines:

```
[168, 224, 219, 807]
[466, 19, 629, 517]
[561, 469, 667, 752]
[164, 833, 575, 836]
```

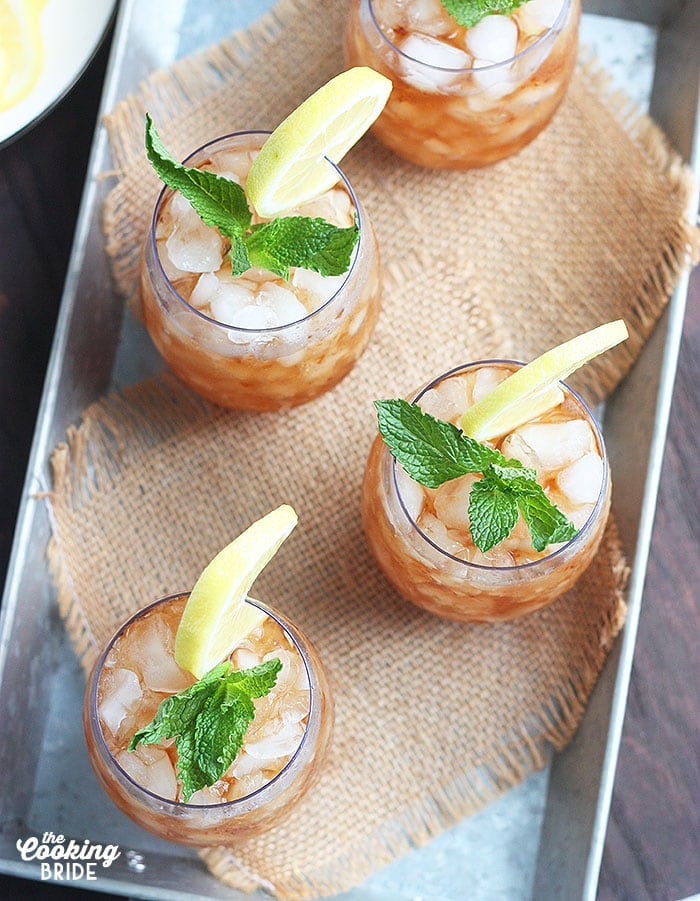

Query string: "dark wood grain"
[597, 267, 700, 901]
[0, 30, 698, 901]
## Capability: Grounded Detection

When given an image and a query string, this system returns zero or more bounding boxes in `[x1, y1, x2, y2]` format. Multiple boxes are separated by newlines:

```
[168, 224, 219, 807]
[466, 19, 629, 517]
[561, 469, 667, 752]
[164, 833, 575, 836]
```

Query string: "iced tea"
[344, 0, 581, 169]
[140, 131, 381, 411]
[84, 593, 333, 845]
[362, 361, 611, 621]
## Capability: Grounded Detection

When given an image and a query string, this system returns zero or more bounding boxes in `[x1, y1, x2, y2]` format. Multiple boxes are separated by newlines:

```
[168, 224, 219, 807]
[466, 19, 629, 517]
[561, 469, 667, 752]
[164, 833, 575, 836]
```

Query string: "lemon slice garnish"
[0, 0, 47, 112]
[246, 66, 392, 218]
[460, 320, 629, 441]
[174, 505, 298, 679]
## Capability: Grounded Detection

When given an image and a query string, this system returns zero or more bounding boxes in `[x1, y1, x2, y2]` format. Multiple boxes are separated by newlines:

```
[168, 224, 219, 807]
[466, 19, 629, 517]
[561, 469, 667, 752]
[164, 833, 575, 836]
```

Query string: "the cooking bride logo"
[16, 831, 121, 881]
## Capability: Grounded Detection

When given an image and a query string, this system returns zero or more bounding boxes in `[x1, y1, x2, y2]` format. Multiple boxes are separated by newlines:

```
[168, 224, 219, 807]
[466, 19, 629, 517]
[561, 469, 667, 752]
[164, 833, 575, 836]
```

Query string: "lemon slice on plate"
[0, 0, 47, 111]
[246, 66, 392, 218]
[460, 320, 629, 441]
[174, 504, 298, 679]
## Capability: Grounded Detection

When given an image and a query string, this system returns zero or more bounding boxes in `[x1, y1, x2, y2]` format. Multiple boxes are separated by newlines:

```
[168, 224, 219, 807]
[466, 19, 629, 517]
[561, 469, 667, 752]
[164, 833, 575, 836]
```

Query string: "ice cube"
[557, 452, 604, 505]
[189, 272, 220, 307]
[499, 431, 540, 471]
[568, 503, 595, 530]
[516, 0, 562, 35]
[227, 750, 260, 778]
[116, 747, 177, 801]
[227, 771, 268, 801]
[502, 419, 595, 472]
[469, 545, 516, 567]
[231, 647, 261, 670]
[210, 149, 255, 180]
[257, 283, 308, 326]
[294, 663, 310, 692]
[395, 464, 425, 521]
[118, 615, 190, 694]
[263, 648, 298, 695]
[245, 721, 304, 761]
[471, 59, 518, 97]
[418, 376, 469, 422]
[399, 34, 471, 93]
[418, 512, 465, 556]
[371, 0, 406, 31]
[164, 194, 223, 273]
[434, 474, 478, 532]
[406, 0, 453, 36]
[155, 237, 186, 283]
[293, 186, 354, 227]
[188, 783, 227, 805]
[228, 303, 279, 333]
[281, 690, 310, 725]
[98, 668, 142, 736]
[190, 272, 256, 323]
[465, 15, 518, 63]
[472, 366, 509, 403]
[291, 267, 346, 309]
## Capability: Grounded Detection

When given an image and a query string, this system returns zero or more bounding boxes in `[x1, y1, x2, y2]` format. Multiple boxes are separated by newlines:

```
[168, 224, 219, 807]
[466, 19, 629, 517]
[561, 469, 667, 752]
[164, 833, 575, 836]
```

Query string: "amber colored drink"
[140, 131, 381, 411]
[344, 0, 581, 169]
[84, 593, 333, 845]
[361, 361, 611, 622]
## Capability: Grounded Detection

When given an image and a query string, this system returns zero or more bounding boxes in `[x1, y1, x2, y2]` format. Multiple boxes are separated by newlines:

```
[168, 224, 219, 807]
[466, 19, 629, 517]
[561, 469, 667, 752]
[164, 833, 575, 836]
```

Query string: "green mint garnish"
[440, 0, 528, 29]
[375, 398, 578, 554]
[128, 657, 282, 802]
[145, 114, 359, 281]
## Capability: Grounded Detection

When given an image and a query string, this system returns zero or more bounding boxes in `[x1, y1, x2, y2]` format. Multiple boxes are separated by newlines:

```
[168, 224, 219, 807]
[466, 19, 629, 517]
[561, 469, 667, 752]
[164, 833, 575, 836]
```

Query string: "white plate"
[0, 0, 116, 147]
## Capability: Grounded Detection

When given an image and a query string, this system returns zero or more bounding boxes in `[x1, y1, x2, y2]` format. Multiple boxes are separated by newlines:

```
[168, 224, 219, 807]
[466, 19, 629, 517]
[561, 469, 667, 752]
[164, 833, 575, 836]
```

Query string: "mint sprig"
[440, 0, 528, 29]
[375, 398, 577, 554]
[129, 657, 282, 802]
[145, 115, 359, 281]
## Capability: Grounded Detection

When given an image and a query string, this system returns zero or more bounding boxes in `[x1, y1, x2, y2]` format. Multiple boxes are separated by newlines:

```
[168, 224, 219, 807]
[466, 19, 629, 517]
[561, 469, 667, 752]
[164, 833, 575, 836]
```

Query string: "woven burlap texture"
[47, 0, 699, 898]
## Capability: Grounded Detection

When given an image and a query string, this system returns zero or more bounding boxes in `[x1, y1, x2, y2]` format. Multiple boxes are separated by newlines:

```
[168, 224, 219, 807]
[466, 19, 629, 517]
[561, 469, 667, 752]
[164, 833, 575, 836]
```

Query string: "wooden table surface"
[0, 22, 698, 901]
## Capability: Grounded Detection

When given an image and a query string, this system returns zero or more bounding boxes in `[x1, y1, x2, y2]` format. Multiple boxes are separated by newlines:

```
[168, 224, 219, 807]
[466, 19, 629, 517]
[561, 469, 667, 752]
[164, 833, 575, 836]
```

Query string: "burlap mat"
[47, 0, 699, 898]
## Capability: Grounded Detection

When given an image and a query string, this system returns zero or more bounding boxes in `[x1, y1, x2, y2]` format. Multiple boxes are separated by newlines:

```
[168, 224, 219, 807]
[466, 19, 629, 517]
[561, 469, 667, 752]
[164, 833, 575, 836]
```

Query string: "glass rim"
[367, 0, 573, 73]
[90, 590, 316, 810]
[390, 359, 609, 572]
[148, 129, 365, 334]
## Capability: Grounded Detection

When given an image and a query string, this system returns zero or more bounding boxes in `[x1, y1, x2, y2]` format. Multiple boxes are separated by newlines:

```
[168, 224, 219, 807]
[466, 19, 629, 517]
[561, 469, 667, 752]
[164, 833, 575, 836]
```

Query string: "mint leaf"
[374, 396, 580, 553]
[229, 235, 253, 278]
[129, 657, 282, 801]
[468, 476, 519, 552]
[146, 116, 359, 283]
[128, 662, 229, 751]
[516, 490, 578, 552]
[194, 689, 254, 785]
[375, 398, 504, 488]
[246, 217, 359, 281]
[174, 729, 210, 802]
[490, 462, 537, 483]
[440, 0, 528, 29]
[145, 114, 251, 237]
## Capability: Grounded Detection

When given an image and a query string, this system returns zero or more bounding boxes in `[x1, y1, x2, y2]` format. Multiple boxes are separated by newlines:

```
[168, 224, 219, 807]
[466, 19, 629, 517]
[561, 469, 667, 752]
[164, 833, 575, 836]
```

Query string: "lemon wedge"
[460, 320, 629, 441]
[0, 0, 47, 112]
[174, 504, 298, 679]
[246, 66, 392, 218]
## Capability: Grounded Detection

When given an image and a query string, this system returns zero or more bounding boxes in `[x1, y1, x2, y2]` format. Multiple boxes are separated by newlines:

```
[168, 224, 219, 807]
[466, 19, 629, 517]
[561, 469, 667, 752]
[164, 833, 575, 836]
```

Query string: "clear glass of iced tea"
[344, 0, 581, 169]
[140, 130, 382, 411]
[84, 592, 333, 845]
[362, 360, 611, 622]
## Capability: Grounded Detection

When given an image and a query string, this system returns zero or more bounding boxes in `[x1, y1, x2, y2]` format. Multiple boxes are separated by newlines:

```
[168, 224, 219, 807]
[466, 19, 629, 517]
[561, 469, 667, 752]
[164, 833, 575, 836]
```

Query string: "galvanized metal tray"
[1, 1, 698, 898]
